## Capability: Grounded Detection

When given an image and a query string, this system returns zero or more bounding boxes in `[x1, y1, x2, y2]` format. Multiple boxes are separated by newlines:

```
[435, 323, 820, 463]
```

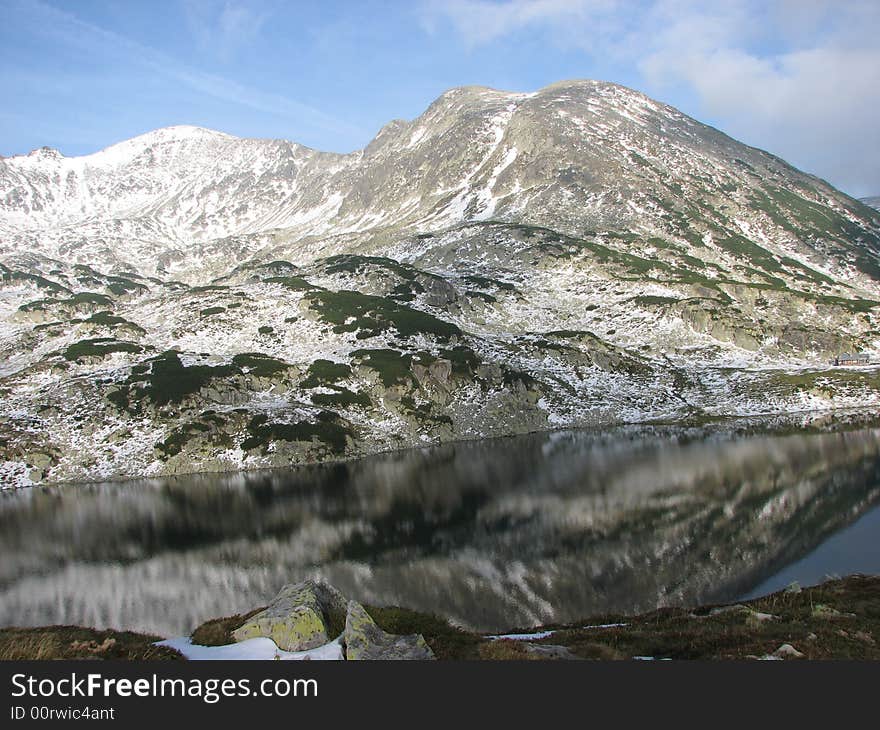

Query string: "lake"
[2, 419, 880, 636]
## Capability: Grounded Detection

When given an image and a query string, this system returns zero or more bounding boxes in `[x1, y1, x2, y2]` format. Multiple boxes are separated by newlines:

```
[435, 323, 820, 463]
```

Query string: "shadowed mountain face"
[3, 80, 880, 487]
[2, 422, 879, 635]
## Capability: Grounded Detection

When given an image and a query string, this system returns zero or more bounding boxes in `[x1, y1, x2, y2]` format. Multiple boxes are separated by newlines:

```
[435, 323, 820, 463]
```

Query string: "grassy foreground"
[2, 575, 878, 660]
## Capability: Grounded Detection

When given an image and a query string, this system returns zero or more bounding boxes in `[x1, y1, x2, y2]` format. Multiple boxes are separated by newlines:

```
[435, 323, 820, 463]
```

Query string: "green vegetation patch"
[233, 260, 300, 279]
[72, 264, 101, 277]
[311, 389, 372, 408]
[33, 320, 66, 332]
[200, 306, 226, 317]
[321, 254, 417, 280]
[631, 295, 680, 307]
[766, 368, 880, 394]
[300, 359, 371, 408]
[301, 360, 353, 388]
[156, 412, 231, 457]
[351, 348, 414, 387]
[319, 255, 453, 305]
[241, 411, 352, 454]
[18, 298, 58, 312]
[21, 291, 115, 313]
[364, 605, 481, 660]
[398, 396, 453, 426]
[86, 310, 147, 335]
[502, 366, 538, 390]
[411, 345, 482, 379]
[750, 186, 880, 283]
[305, 289, 461, 341]
[0, 265, 71, 295]
[466, 290, 496, 303]
[63, 338, 143, 362]
[545, 575, 880, 660]
[86, 311, 127, 326]
[67, 292, 114, 307]
[715, 234, 783, 274]
[853, 253, 880, 282]
[811, 295, 879, 314]
[389, 279, 425, 303]
[106, 275, 148, 296]
[767, 186, 851, 238]
[107, 351, 238, 411]
[779, 257, 836, 285]
[263, 276, 320, 292]
[461, 275, 518, 293]
[231, 352, 292, 377]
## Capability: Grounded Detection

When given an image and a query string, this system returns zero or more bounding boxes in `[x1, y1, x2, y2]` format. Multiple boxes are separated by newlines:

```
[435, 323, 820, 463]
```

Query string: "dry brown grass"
[190, 606, 266, 647]
[0, 626, 182, 660]
[4, 575, 879, 661]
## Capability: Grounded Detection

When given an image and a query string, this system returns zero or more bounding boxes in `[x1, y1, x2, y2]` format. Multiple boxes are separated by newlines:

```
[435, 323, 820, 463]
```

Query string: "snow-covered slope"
[4, 81, 879, 287]
[3, 80, 880, 487]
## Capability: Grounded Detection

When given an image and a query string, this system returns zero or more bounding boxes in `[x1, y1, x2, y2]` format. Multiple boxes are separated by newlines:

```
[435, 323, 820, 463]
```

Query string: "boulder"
[520, 643, 579, 660]
[708, 604, 750, 617]
[772, 643, 804, 659]
[232, 579, 347, 652]
[812, 603, 856, 619]
[745, 610, 777, 628]
[343, 601, 435, 660]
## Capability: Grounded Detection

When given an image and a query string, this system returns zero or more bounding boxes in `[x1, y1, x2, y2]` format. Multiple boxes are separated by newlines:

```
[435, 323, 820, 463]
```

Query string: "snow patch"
[156, 635, 344, 661]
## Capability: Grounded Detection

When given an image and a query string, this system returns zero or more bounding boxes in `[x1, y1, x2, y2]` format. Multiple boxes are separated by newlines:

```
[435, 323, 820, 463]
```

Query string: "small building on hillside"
[833, 353, 870, 366]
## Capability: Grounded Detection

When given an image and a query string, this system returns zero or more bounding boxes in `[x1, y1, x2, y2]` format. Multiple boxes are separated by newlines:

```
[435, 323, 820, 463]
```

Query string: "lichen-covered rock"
[343, 600, 435, 660]
[231, 579, 347, 651]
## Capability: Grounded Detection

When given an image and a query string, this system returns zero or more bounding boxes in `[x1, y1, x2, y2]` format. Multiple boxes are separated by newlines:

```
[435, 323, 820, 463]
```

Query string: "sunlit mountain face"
[3, 81, 880, 488]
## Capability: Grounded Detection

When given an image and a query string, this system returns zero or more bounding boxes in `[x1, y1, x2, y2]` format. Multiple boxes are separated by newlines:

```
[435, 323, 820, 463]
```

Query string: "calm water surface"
[2, 422, 880, 635]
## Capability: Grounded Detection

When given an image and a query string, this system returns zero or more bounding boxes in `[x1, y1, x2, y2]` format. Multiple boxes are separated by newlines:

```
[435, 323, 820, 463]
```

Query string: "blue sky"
[2, 0, 879, 196]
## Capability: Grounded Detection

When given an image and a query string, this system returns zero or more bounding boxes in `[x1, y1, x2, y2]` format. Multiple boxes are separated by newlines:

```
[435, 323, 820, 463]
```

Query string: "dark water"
[2, 422, 880, 636]
[741, 502, 880, 599]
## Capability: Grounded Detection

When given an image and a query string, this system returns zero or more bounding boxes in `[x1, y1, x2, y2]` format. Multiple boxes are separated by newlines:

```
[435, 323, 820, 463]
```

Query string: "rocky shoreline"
[7, 405, 880, 492]
[2, 575, 878, 660]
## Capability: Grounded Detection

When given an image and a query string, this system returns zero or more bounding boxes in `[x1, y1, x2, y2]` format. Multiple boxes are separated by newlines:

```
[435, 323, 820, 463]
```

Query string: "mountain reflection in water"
[2, 424, 880, 635]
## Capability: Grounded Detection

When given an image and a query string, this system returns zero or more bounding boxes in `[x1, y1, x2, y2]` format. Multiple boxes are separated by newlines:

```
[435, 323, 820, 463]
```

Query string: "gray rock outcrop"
[231, 579, 347, 652]
[343, 600, 435, 661]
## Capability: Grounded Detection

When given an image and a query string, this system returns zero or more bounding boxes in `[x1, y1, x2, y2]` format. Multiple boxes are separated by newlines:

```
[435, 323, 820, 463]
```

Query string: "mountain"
[2, 79, 880, 487]
[862, 196, 880, 211]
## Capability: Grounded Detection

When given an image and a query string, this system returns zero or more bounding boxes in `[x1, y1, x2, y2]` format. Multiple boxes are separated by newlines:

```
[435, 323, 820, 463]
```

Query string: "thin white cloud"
[422, 0, 880, 196]
[16, 0, 364, 143]
[638, 1, 880, 195]
[420, 0, 620, 47]
[182, 0, 271, 61]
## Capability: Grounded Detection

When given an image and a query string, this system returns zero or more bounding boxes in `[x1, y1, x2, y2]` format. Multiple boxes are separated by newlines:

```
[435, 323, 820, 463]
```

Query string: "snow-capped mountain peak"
[4, 80, 880, 488]
[4, 80, 878, 289]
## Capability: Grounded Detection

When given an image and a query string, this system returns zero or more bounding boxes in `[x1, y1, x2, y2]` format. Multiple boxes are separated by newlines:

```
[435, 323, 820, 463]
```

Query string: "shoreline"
[6, 404, 880, 492]
[2, 575, 878, 660]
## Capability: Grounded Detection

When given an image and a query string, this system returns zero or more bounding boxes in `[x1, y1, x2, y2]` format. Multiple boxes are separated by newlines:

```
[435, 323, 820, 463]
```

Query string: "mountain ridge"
[3, 80, 880, 487]
[4, 79, 877, 287]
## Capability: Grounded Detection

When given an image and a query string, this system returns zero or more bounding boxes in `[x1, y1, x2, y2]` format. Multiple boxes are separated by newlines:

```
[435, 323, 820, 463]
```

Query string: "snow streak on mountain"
[2, 80, 880, 487]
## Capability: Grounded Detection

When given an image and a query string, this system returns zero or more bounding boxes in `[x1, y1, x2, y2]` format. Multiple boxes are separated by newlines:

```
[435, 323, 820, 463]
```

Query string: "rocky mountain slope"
[3, 80, 880, 487]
